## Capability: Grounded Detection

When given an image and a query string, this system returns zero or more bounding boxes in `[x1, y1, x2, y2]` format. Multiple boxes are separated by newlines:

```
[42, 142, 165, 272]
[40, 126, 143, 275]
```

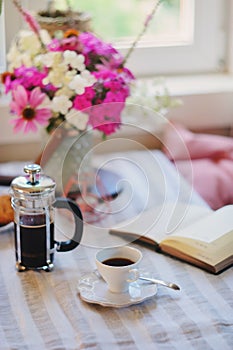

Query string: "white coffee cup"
[95, 246, 142, 293]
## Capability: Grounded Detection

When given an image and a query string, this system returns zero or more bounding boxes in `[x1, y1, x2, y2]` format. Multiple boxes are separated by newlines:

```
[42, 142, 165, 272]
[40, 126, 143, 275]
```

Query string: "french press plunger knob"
[24, 164, 41, 184]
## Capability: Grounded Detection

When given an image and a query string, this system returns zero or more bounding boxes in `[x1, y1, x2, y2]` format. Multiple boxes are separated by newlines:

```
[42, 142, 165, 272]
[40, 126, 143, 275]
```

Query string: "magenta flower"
[14, 67, 47, 90]
[79, 32, 118, 58]
[4, 67, 55, 95]
[88, 102, 123, 135]
[3, 74, 18, 94]
[73, 87, 95, 110]
[104, 91, 125, 103]
[10, 85, 52, 133]
[47, 37, 81, 52]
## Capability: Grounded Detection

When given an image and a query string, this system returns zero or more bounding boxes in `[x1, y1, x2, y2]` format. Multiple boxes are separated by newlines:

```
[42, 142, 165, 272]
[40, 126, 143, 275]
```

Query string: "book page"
[161, 230, 233, 265]
[110, 202, 212, 244]
[167, 205, 233, 243]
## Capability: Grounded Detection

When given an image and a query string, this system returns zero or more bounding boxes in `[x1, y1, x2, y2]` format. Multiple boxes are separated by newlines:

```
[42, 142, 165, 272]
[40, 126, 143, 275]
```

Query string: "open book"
[109, 203, 233, 274]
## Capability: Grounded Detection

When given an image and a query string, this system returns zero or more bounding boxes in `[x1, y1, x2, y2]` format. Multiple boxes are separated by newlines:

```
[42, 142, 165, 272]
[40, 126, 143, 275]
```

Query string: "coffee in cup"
[95, 246, 142, 293]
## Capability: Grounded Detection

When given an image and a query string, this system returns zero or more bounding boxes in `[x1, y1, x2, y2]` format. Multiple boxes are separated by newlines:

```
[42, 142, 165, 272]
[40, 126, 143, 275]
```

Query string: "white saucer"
[77, 271, 157, 308]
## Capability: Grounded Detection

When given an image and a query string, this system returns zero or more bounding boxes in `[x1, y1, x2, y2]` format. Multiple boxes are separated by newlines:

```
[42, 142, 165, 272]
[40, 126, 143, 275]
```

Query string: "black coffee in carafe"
[14, 215, 54, 268]
[11, 164, 83, 272]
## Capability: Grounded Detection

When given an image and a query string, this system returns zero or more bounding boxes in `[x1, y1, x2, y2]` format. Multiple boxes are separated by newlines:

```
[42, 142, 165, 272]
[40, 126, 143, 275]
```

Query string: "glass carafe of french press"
[11, 164, 83, 271]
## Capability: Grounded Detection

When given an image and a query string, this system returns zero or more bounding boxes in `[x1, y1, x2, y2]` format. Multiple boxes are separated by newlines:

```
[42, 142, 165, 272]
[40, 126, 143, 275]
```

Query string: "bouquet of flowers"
[1, 1, 134, 137]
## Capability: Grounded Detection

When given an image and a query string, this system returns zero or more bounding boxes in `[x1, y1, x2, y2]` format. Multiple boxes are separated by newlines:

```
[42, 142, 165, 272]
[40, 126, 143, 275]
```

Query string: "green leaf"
[0, 0, 2, 15]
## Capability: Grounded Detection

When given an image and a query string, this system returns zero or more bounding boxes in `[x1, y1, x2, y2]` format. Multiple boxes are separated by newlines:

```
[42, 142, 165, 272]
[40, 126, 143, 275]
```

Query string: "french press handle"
[54, 198, 83, 252]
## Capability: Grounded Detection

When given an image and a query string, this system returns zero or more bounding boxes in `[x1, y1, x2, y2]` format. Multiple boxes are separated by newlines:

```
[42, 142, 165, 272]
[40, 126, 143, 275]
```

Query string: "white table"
[0, 150, 232, 350]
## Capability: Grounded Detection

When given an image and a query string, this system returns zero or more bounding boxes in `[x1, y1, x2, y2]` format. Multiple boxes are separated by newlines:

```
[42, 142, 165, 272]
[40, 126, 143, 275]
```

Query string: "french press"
[10, 164, 83, 271]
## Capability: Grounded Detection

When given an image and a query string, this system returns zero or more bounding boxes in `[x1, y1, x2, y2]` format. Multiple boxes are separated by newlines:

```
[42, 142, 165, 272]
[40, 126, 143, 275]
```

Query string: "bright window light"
[53, 0, 194, 48]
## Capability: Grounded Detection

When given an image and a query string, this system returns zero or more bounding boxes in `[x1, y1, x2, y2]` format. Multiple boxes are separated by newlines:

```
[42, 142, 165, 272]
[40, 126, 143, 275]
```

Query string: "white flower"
[81, 70, 96, 86]
[69, 75, 88, 95]
[18, 30, 41, 56]
[40, 52, 62, 68]
[68, 70, 96, 94]
[7, 50, 32, 70]
[51, 95, 72, 115]
[43, 65, 67, 87]
[7, 44, 20, 68]
[7, 43, 34, 69]
[66, 109, 89, 130]
[65, 69, 77, 81]
[63, 51, 85, 71]
[41, 52, 70, 87]
[55, 86, 74, 99]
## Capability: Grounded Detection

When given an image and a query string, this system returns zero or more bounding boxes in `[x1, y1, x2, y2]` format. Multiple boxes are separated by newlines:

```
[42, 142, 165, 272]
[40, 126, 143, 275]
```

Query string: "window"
[53, 0, 187, 46]
[0, 0, 228, 76]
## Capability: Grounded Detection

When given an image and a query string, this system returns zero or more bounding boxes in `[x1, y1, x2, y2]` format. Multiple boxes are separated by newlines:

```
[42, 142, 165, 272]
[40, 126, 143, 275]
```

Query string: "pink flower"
[79, 32, 118, 58]
[93, 70, 131, 99]
[103, 79, 123, 92]
[48, 37, 81, 52]
[4, 67, 55, 94]
[73, 87, 95, 110]
[12, 1, 40, 36]
[104, 91, 125, 103]
[88, 102, 123, 135]
[4, 74, 18, 94]
[14, 67, 47, 90]
[23, 9, 41, 35]
[10, 85, 52, 133]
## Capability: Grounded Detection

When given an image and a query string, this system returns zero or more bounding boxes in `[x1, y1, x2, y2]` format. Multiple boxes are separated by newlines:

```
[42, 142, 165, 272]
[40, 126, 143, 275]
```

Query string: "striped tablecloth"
[0, 150, 232, 350]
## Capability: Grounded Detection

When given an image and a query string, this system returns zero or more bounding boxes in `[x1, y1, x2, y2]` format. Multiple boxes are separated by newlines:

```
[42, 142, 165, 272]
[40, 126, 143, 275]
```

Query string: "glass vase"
[40, 123, 93, 196]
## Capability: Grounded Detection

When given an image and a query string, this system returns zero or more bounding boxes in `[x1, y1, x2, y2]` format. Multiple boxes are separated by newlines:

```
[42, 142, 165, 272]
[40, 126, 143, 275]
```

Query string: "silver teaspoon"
[139, 276, 180, 290]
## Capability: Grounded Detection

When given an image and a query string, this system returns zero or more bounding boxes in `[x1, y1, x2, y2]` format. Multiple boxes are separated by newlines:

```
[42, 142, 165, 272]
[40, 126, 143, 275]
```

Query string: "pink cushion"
[162, 123, 233, 209]
[163, 122, 233, 161]
[175, 158, 233, 209]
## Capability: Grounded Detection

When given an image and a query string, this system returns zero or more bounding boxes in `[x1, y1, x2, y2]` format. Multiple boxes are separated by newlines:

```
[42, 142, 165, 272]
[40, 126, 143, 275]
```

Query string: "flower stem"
[12, 0, 46, 51]
[123, 0, 164, 65]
